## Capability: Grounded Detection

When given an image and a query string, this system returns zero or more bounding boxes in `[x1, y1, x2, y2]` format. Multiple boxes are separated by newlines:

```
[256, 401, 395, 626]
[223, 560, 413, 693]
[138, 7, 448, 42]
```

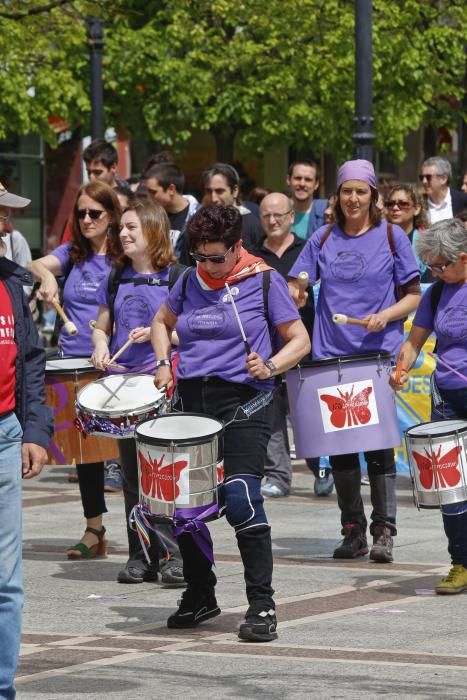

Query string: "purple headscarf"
[336, 159, 377, 190]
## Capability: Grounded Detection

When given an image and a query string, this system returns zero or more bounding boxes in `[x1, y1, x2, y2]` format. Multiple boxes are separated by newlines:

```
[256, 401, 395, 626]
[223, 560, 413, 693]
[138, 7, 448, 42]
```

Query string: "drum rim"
[405, 419, 467, 438]
[75, 373, 164, 417]
[135, 412, 225, 446]
[46, 356, 96, 374]
[291, 351, 392, 369]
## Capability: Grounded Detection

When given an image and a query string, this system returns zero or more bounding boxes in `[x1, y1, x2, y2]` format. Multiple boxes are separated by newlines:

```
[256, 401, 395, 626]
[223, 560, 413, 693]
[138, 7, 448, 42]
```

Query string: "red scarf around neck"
[196, 246, 273, 290]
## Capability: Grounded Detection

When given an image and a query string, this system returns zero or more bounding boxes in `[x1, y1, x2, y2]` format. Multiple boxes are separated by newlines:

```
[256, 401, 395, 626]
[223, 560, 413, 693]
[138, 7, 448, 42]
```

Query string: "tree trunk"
[212, 127, 236, 163]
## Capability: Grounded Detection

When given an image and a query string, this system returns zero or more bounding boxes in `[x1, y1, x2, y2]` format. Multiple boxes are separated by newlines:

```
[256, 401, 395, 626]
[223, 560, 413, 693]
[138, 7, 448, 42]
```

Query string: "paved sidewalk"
[17, 461, 467, 699]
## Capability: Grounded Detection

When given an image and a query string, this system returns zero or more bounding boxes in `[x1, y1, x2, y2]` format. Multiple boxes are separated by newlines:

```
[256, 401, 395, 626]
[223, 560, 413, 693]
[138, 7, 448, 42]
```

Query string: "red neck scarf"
[196, 246, 273, 290]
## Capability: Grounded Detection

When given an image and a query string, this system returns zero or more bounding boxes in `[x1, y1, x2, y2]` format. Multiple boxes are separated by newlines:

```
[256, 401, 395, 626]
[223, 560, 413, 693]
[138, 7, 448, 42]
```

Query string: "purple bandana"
[336, 159, 377, 189]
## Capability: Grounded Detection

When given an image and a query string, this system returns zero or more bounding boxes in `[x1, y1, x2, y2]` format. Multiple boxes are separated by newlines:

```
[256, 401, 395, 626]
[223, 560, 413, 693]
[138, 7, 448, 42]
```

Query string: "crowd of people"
[0, 140, 466, 696]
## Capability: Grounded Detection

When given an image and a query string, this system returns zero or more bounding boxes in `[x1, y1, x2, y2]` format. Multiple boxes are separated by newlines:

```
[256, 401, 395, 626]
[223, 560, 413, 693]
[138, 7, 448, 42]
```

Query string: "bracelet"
[156, 359, 172, 368]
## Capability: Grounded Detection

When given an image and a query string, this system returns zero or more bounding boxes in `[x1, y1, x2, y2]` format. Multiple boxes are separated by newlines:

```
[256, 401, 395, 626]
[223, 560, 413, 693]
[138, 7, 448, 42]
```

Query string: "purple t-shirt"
[167, 269, 299, 392]
[52, 243, 112, 357]
[96, 263, 171, 373]
[413, 282, 467, 390]
[289, 222, 420, 359]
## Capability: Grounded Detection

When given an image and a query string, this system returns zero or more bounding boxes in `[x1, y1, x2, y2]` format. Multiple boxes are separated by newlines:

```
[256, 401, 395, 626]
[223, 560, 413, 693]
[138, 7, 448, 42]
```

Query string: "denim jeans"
[0, 412, 23, 700]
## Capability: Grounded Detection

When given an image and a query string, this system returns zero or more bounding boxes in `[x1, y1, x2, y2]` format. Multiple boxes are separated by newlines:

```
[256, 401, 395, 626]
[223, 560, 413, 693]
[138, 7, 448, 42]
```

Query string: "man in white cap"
[0, 182, 53, 699]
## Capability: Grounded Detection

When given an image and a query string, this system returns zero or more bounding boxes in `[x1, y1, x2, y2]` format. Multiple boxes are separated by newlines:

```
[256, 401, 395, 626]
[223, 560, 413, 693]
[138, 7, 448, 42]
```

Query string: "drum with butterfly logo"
[285, 352, 401, 458]
[405, 420, 467, 508]
[134, 413, 225, 519]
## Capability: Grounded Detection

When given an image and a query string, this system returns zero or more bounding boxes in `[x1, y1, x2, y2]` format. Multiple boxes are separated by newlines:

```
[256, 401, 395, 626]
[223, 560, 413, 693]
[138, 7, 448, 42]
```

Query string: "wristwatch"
[265, 359, 278, 378]
[156, 359, 172, 368]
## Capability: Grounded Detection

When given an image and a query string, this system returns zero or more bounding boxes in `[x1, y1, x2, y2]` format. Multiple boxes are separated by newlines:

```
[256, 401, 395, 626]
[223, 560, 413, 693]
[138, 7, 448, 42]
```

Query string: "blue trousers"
[431, 377, 467, 565]
[0, 412, 24, 699]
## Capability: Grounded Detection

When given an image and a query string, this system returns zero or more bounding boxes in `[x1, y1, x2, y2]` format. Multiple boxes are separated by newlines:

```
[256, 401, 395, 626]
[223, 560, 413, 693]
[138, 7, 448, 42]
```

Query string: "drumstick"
[332, 313, 368, 328]
[108, 336, 134, 365]
[394, 352, 405, 384]
[224, 282, 251, 356]
[52, 299, 78, 335]
[89, 319, 96, 330]
[297, 271, 309, 291]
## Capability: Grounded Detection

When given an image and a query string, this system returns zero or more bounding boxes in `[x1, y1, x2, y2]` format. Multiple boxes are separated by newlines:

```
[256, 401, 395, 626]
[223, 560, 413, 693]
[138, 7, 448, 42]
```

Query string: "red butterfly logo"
[412, 446, 462, 489]
[320, 385, 373, 428]
[138, 450, 188, 502]
[217, 462, 224, 483]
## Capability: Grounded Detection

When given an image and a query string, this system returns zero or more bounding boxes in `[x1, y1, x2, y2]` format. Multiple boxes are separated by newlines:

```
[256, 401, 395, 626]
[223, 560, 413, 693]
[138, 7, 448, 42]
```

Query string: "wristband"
[156, 359, 172, 368]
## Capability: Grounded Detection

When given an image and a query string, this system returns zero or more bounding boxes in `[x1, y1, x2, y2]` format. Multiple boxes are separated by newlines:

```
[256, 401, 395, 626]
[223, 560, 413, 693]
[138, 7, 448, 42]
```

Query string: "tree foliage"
[1, 0, 466, 162]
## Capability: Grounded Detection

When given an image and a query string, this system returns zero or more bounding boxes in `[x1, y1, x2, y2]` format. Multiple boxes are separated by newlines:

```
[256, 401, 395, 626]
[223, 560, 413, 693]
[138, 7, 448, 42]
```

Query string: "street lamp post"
[87, 17, 104, 140]
[353, 0, 375, 162]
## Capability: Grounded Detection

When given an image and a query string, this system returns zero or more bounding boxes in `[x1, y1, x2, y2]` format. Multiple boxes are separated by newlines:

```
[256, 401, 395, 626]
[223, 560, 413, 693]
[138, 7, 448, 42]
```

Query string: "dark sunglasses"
[427, 260, 454, 274]
[385, 199, 412, 210]
[77, 208, 105, 220]
[190, 244, 234, 264]
[418, 174, 441, 183]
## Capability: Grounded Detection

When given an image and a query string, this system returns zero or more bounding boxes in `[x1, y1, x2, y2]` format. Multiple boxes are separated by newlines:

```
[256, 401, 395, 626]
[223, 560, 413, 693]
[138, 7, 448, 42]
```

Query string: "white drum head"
[46, 357, 93, 372]
[137, 414, 223, 442]
[77, 374, 163, 416]
[408, 420, 467, 437]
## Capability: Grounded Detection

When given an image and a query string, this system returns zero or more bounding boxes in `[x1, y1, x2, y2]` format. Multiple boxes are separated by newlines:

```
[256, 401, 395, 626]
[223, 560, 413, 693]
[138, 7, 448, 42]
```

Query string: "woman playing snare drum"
[390, 218, 467, 594]
[152, 204, 310, 642]
[92, 199, 186, 586]
[29, 182, 121, 559]
[288, 160, 421, 563]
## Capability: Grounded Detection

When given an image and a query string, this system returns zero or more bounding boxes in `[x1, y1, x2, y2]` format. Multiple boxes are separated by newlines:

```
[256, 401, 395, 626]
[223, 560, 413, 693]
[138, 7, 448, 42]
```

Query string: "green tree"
[1, 0, 466, 164]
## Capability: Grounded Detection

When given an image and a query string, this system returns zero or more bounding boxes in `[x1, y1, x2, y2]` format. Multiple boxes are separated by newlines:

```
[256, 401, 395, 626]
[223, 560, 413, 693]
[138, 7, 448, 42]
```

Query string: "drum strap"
[430, 280, 444, 354]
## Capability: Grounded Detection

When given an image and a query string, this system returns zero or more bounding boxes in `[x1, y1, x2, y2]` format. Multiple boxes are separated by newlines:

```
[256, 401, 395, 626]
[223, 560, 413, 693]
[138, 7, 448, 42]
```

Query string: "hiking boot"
[238, 608, 278, 642]
[333, 523, 368, 559]
[167, 588, 220, 628]
[104, 461, 123, 492]
[369, 525, 394, 563]
[436, 565, 467, 595]
[314, 470, 334, 497]
[160, 562, 186, 587]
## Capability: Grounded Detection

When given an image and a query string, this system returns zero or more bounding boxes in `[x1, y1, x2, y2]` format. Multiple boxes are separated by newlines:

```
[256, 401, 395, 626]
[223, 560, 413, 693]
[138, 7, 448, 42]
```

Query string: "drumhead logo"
[138, 450, 189, 504]
[318, 379, 379, 432]
[412, 445, 462, 490]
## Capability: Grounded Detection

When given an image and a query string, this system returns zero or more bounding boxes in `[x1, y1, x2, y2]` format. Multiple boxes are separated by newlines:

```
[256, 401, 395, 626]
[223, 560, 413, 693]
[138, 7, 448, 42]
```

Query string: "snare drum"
[405, 420, 467, 509]
[135, 413, 224, 518]
[286, 352, 401, 458]
[45, 357, 119, 465]
[76, 374, 166, 439]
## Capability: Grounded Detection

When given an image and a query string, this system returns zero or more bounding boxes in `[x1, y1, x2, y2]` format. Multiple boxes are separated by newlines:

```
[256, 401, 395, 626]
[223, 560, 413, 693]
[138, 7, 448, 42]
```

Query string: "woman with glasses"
[288, 159, 421, 564]
[91, 199, 185, 586]
[152, 204, 310, 642]
[385, 183, 432, 281]
[390, 218, 467, 594]
[29, 181, 121, 559]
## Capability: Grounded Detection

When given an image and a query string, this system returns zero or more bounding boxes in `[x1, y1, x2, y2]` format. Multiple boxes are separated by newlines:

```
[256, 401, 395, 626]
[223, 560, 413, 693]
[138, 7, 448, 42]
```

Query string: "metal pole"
[353, 0, 374, 162]
[87, 17, 104, 139]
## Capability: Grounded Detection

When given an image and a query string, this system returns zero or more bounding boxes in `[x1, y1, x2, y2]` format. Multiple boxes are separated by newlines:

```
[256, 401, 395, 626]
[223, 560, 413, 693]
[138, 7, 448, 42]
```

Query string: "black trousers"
[76, 461, 107, 519]
[176, 377, 275, 610]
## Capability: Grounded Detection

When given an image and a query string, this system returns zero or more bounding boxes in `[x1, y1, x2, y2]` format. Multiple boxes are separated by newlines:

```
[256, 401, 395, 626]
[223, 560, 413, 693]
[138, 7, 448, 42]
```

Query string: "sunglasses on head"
[385, 199, 412, 210]
[77, 208, 105, 220]
[190, 244, 234, 264]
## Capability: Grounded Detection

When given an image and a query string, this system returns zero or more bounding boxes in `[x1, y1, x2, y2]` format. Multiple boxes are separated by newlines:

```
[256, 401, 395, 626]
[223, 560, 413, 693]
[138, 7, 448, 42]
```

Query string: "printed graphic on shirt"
[187, 303, 229, 338]
[318, 379, 379, 433]
[74, 271, 106, 300]
[437, 306, 467, 340]
[330, 251, 368, 282]
[0, 312, 15, 343]
[118, 295, 153, 330]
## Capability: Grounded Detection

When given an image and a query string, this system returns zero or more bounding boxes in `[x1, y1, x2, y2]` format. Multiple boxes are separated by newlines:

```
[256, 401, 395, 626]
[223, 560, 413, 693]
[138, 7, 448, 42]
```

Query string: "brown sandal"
[66, 526, 107, 559]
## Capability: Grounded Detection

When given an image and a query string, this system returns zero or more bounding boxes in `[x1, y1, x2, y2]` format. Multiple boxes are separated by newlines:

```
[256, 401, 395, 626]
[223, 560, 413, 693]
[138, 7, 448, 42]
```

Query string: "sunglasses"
[191, 245, 234, 264]
[427, 260, 454, 274]
[418, 174, 442, 182]
[77, 208, 105, 220]
[385, 199, 412, 210]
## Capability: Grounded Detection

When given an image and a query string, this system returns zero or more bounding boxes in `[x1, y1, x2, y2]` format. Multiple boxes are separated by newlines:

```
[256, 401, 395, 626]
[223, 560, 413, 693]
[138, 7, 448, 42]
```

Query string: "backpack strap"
[386, 222, 395, 255]
[430, 279, 444, 355]
[319, 224, 334, 249]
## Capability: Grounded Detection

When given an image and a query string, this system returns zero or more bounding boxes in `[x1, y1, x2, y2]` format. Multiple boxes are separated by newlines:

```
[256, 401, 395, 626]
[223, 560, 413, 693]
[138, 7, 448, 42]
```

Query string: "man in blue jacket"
[0, 182, 53, 699]
[287, 160, 328, 240]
